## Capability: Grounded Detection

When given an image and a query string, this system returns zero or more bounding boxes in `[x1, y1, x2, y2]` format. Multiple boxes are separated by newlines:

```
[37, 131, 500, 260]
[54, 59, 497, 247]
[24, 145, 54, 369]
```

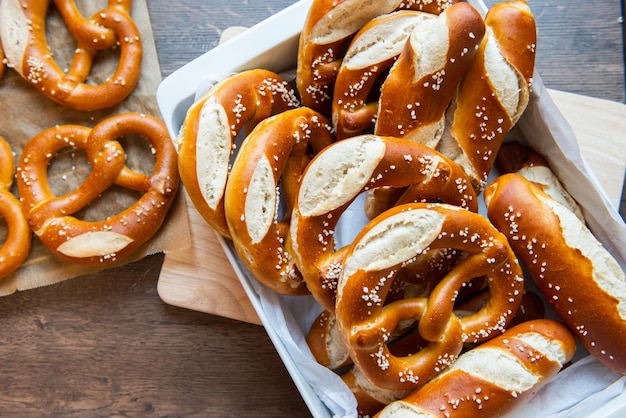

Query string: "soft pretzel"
[309, 288, 544, 415]
[484, 172, 626, 374]
[223, 107, 334, 295]
[54, 0, 133, 49]
[307, 279, 427, 371]
[496, 141, 584, 221]
[176, 69, 300, 238]
[335, 202, 524, 390]
[332, 10, 435, 139]
[0, 136, 31, 279]
[374, 2, 485, 148]
[17, 113, 178, 265]
[437, 0, 536, 192]
[290, 134, 478, 312]
[375, 319, 576, 417]
[296, 0, 458, 117]
[341, 335, 442, 418]
[0, 0, 142, 110]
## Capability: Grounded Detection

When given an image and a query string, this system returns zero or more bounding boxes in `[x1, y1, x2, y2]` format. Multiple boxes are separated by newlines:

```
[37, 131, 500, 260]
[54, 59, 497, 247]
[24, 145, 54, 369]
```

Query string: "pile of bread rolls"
[175, 0, 626, 416]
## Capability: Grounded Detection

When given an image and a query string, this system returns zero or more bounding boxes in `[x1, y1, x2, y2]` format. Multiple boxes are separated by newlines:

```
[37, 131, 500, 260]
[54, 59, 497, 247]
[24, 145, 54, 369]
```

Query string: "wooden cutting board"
[156, 89, 626, 325]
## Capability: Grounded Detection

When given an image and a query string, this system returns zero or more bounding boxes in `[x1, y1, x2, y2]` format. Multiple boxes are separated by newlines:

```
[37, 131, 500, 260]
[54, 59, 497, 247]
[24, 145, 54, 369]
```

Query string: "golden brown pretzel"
[374, 2, 485, 148]
[224, 107, 335, 295]
[0, 0, 142, 110]
[335, 202, 524, 390]
[485, 172, 626, 374]
[290, 134, 478, 313]
[437, 0, 536, 192]
[375, 319, 576, 417]
[496, 141, 585, 221]
[53, 0, 133, 49]
[17, 113, 178, 265]
[0, 136, 31, 279]
[177, 69, 300, 238]
[331, 10, 434, 139]
[296, 0, 458, 117]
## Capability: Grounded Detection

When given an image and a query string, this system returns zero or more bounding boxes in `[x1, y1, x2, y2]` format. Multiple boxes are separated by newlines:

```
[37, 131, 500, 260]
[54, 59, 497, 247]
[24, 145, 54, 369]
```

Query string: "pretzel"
[222, 107, 335, 295]
[332, 11, 435, 139]
[290, 134, 477, 313]
[0, 136, 31, 279]
[437, 0, 536, 192]
[176, 69, 300, 238]
[296, 0, 458, 117]
[307, 279, 428, 371]
[0, 41, 5, 79]
[308, 310, 430, 416]
[374, 2, 485, 148]
[496, 141, 584, 221]
[17, 113, 178, 265]
[0, 0, 142, 110]
[485, 172, 626, 374]
[335, 202, 524, 390]
[375, 319, 576, 417]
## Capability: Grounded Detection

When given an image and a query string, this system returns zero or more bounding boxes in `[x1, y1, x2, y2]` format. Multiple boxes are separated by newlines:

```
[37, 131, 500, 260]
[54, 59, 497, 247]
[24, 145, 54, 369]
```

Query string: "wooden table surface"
[1, 1, 624, 417]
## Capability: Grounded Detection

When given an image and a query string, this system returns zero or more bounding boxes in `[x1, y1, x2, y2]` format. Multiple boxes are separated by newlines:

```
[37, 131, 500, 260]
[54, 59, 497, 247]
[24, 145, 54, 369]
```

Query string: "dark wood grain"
[0, 1, 624, 417]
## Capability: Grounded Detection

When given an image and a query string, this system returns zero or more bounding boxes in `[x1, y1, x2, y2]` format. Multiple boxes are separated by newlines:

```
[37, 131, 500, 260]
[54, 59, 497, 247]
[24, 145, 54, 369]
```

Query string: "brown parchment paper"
[0, 0, 191, 296]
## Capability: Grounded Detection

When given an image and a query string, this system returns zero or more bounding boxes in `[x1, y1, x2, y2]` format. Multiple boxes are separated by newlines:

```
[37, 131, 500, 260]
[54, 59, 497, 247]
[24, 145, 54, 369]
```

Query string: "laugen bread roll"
[374, 2, 485, 148]
[484, 173, 626, 374]
[375, 319, 576, 417]
[437, 0, 536, 192]
[495, 141, 584, 222]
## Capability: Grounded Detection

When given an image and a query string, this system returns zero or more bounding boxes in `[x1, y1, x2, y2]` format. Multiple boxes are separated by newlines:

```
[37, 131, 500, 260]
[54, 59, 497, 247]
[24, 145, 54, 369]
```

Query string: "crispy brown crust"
[1, 0, 142, 110]
[438, 1, 536, 191]
[17, 113, 179, 266]
[374, 320, 576, 417]
[224, 107, 334, 295]
[296, 0, 459, 118]
[335, 202, 523, 391]
[374, 2, 485, 145]
[291, 135, 477, 312]
[177, 70, 299, 238]
[0, 137, 31, 279]
[485, 173, 626, 373]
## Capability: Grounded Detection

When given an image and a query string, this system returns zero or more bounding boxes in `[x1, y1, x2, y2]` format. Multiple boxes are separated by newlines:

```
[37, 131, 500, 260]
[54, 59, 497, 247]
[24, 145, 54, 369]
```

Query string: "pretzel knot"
[0, 137, 31, 279]
[17, 113, 179, 265]
[0, 0, 142, 110]
[335, 203, 524, 391]
[290, 134, 477, 312]
[224, 107, 335, 295]
[177, 69, 300, 238]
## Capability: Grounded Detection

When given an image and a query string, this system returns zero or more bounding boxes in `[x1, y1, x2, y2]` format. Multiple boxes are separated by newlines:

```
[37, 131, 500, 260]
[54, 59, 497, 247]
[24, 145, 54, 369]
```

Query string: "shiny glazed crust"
[484, 172, 626, 374]
[17, 113, 179, 265]
[375, 319, 576, 417]
[0, 0, 142, 110]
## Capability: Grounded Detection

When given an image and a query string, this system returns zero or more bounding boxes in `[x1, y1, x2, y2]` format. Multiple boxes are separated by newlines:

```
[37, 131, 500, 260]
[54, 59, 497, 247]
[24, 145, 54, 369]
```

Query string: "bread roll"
[375, 319, 576, 417]
[484, 172, 626, 374]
